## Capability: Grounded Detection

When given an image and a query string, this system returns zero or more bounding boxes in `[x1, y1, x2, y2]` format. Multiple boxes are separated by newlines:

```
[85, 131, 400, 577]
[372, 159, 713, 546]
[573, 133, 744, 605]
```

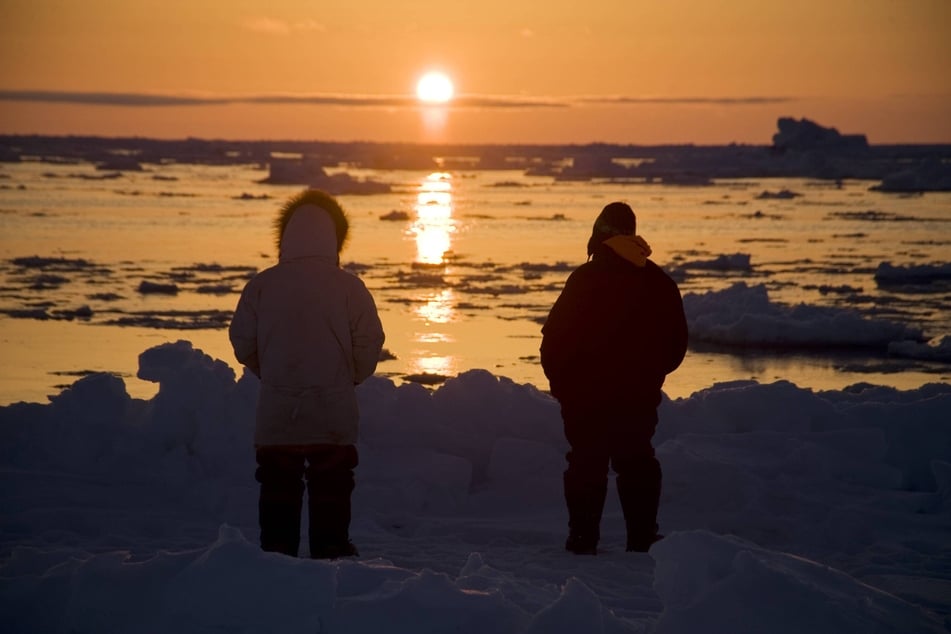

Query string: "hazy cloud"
[292, 19, 326, 32]
[0, 90, 794, 110]
[454, 95, 564, 108]
[241, 17, 326, 34]
[578, 96, 796, 106]
[0, 90, 563, 109]
[0, 90, 412, 108]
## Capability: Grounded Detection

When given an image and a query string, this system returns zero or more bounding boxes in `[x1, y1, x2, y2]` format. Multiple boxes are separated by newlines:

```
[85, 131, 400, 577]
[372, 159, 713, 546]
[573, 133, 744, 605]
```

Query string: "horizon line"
[0, 89, 797, 109]
[4, 130, 950, 149]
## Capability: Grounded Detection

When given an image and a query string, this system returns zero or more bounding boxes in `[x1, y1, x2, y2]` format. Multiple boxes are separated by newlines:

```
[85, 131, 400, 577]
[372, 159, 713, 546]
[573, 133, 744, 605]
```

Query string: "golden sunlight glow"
[412, 354, 456, 378]
[412, 172, 454, 265]
[416, 71, 455, 104]
[1, 5, 948, 143]
[406, 172, 457, 381]
[416, 288, 455, 326]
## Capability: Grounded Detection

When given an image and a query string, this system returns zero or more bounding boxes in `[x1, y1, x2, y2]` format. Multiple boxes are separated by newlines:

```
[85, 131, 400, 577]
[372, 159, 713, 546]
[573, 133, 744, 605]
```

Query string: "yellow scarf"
[603, 234, 652, 267]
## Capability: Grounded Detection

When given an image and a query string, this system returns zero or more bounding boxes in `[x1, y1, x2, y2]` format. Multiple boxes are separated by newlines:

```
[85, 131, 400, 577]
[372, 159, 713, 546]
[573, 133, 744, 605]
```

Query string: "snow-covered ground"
[1, 340, 949, 633]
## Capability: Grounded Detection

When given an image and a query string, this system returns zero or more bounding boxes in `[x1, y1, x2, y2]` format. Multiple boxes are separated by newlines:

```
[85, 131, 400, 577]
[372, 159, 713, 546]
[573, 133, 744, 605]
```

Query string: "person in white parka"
[230, 189, 385, 559]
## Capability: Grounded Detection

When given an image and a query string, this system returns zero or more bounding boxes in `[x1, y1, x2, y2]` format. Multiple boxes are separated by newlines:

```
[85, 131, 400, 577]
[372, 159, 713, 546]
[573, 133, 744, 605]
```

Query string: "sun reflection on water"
[412, 354, 456, 378]
[412, 172, 455, 266]
[417, 287, 455, 326]
[406, 173, 459, 379]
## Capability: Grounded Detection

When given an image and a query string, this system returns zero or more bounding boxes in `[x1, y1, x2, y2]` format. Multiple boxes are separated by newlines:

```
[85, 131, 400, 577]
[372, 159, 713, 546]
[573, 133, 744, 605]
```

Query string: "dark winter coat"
[540, 244, 688, 411]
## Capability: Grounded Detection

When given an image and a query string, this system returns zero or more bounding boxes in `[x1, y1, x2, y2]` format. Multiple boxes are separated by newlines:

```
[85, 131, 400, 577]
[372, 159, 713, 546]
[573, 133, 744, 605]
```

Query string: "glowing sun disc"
[416, 72, 454, 104]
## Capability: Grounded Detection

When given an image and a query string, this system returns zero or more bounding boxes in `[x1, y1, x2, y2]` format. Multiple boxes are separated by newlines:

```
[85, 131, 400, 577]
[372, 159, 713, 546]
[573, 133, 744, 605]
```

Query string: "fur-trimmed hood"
[274, 189, 350, 263]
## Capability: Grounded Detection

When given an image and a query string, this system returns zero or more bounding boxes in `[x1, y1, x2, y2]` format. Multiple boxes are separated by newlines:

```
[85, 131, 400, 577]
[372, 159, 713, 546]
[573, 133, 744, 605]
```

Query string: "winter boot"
[616, 455, 662, 552]
[563, 470, 608, 555]
[306, 446, 358, 559]
[311, 541, 360, 559]
[564, 534, 598, 555]
[257, 477, 305, 557]
[626, 534, 664, 552]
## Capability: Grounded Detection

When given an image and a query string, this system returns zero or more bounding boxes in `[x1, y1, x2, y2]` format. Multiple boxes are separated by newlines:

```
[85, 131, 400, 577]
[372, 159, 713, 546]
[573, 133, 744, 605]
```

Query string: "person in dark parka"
[540, 201, 687, 554]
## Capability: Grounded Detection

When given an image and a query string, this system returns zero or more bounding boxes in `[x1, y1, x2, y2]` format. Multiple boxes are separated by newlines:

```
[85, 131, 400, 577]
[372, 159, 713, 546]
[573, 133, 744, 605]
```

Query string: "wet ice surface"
[0, 162, 949, 402]
[1, 249, 948, 400]
[0, 256, 252, 328]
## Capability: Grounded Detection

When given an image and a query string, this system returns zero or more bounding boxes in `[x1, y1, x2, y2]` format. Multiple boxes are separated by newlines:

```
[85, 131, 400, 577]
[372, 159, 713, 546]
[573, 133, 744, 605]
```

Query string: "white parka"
[229, 194, 385, 447]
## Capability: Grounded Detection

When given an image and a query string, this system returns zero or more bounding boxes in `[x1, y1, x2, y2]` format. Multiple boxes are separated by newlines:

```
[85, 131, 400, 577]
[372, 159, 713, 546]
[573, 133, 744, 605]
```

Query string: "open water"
[1, 160, 949, 405]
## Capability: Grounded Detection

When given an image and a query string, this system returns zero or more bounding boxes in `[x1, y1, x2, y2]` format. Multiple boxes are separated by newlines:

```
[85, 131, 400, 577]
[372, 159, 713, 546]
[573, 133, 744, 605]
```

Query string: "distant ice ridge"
[888, 336, 951, 362]
[1, 340, 950, 632]
[672, 253, 752, 273]
[683, 282, 924, 349]
[874, 261, 951, 285]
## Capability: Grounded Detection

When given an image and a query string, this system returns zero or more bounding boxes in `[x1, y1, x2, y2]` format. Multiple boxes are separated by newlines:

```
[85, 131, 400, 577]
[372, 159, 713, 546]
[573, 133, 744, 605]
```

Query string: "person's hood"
[274, 190, 349, 264]
[602, 234, 652, 267]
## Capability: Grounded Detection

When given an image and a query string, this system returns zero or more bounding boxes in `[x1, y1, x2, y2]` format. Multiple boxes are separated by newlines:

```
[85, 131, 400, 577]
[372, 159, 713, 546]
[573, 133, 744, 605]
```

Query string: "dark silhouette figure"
[230, 189, 385, 558]
[540, 202, 687, 554]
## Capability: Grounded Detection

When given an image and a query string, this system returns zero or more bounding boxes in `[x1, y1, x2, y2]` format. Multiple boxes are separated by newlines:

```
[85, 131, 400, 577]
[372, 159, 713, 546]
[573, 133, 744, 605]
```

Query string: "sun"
[416, 71, 454, 104]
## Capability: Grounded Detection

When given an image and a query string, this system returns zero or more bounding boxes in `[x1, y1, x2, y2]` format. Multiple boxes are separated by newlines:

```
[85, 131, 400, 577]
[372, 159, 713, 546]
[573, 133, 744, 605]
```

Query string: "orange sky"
[1, 0, 949, 144]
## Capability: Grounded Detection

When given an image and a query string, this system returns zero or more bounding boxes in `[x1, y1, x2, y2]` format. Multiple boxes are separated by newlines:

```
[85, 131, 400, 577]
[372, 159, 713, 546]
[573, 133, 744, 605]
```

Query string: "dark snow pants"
[560, 403, 661, 550]
[255, 444, 358, 558]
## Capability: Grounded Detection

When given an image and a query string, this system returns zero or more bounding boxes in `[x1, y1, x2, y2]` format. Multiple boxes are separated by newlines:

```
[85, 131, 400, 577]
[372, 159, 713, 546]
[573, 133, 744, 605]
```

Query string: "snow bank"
[683, 282, 924, 349]
[1, 340, 949, 633]
[652, 531, 945, 634]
